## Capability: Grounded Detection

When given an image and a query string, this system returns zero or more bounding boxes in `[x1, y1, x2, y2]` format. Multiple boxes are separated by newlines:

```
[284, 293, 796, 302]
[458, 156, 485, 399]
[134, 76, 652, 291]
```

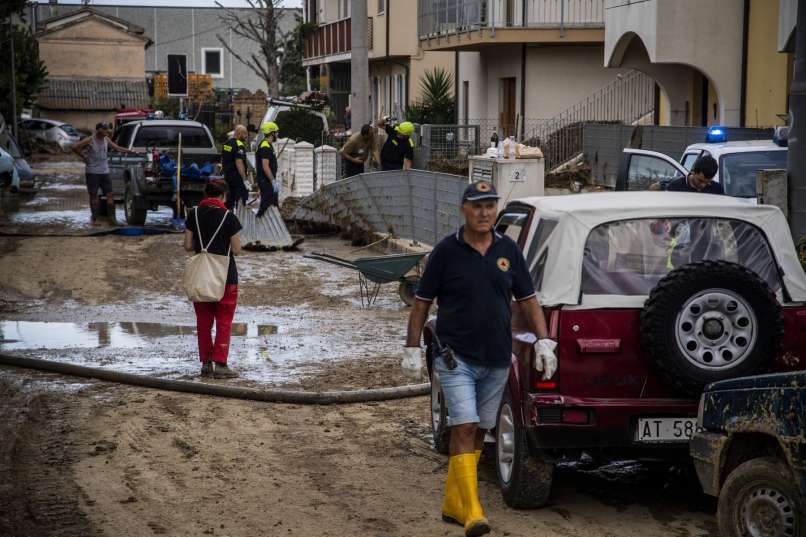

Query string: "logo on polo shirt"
[476, 182, 492, 192]
[497, 257, 510, 271]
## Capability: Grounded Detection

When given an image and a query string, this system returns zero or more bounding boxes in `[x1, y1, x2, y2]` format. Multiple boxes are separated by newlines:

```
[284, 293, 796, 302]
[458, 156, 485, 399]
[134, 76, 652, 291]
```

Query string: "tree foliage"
[216, 0, 285, 98]
[275, 109, 325, 145]
[0, 24, 49, 121]
[0, 0, 28, 20]
[406, 68, 455, 125]
[279, 15, 307, 97]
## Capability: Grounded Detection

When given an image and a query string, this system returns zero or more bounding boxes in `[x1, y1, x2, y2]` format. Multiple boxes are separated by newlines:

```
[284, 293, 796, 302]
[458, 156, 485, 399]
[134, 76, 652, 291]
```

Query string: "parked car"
[109, 119, 220, 225]
[425, 191, 806, 508]
[616, 129, 788, 199]
[18, 118, 81, 149]
[0, 131, 34, 189]
[690, 371, 805, 537]
[0, 146, 19, 191]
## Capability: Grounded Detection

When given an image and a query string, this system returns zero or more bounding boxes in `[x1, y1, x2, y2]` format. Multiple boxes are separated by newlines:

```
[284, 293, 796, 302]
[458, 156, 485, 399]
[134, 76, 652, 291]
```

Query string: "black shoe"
[214, 364, 239, 379]
[200, 361, 214, 377]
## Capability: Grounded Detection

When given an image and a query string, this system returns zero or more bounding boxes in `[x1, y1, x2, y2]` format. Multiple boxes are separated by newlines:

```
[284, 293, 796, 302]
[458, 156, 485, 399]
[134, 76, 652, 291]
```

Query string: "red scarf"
[198, 197, 227, 209]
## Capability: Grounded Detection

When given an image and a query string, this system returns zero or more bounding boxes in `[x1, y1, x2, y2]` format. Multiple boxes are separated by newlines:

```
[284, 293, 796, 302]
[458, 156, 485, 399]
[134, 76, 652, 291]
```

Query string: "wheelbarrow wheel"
[398, 275, 420, 307]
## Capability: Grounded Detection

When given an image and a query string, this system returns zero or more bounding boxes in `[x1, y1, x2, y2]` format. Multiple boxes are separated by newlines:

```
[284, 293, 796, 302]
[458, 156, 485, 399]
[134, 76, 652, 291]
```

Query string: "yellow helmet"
[261, 121, 279, 135]
[395, 121, 415, 136]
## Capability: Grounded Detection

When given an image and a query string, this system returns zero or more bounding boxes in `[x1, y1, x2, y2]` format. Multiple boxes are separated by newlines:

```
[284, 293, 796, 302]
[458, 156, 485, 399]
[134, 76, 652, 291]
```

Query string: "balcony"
[417, 0, 606, 51]
[303, 17, 374, 66]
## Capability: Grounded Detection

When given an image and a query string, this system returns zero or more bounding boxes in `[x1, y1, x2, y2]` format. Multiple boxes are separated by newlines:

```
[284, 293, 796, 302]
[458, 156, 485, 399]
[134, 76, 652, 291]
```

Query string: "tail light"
[531, 347, 559, 392]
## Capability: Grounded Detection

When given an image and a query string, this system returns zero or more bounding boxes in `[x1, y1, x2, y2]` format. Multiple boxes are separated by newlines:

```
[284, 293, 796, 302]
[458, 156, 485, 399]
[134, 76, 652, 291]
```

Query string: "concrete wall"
[33, 4, 300, 92]
[457, 45, 625, 121]
[39, 18, 147, 79]
[779, 0, 798, 52]
[47, 110, 114, 133]
[458, 52, 487, 122]
[746, 0, 791, 127]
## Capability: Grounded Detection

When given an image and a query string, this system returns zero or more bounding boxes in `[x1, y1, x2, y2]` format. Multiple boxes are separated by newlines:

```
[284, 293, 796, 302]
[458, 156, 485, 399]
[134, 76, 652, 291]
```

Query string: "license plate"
[636, 418, 697, 442]
[182, 182, 206, 191]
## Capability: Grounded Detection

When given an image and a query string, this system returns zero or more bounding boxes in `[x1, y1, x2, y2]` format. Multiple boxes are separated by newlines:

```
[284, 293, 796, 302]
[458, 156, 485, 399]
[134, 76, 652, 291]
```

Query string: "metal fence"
[418, 0, 605, 38]
[583, 124, 776, 187]
[290, 170, 467, 246]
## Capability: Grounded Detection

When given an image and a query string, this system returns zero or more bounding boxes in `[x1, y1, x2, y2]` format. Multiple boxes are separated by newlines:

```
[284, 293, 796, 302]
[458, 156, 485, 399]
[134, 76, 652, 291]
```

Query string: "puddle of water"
[0, 320, 278, 351]
[6, 207, 174, 229]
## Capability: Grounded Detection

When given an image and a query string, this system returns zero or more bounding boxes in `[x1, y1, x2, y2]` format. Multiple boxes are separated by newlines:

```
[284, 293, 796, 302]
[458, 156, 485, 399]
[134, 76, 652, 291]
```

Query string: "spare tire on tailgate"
[641, 261, 783, 397]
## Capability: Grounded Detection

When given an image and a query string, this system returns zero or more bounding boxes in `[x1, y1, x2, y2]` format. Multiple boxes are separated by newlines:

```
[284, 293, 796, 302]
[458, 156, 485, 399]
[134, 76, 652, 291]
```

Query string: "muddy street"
[0, 161, 717, 537]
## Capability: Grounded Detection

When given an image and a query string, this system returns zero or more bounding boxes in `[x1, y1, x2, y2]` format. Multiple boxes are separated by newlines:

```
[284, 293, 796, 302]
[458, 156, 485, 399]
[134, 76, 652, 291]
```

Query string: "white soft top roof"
[685, 140, 786, 155]
[516, 191, 806, 306]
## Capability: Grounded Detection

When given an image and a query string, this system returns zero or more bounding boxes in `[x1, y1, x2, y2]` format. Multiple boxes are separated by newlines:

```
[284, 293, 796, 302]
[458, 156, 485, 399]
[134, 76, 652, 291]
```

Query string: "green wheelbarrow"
[304, 251, 428, 307]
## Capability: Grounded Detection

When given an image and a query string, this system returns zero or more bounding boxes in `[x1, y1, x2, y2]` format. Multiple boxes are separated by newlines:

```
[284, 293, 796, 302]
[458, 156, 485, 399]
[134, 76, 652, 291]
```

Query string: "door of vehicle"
[616, 149, 689, 191]
[108, 123, 139, 197]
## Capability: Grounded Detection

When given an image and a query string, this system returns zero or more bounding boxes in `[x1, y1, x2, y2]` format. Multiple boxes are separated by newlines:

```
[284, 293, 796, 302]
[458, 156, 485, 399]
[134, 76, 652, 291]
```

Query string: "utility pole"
[9, 16, 18, 140]
[351, 0, 369, 129]
[789, 0, 806, 241]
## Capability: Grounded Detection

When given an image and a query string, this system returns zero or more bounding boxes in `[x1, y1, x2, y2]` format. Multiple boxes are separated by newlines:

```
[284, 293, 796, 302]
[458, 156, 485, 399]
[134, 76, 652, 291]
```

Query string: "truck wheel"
[430, 364, 450, 455]
[398, 275, 419, 307]
[124, 185, 147, 226]
[495, 389, 553, 509]
[717, 457, 803, 537]
[642, 261, 782, 397]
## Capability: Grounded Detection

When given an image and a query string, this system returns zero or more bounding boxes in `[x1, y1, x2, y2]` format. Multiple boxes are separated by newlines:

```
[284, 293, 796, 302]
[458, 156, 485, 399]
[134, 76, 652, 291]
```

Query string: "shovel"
[171, 132, 186, 231]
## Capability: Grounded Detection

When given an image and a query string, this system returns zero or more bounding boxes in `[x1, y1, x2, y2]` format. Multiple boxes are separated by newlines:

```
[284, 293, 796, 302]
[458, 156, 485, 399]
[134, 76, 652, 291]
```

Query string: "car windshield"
[59, 124, 78, 136]
[719, 150, 788, 198]
[582, 218, 779, 296]
[132, 126, 213, 148]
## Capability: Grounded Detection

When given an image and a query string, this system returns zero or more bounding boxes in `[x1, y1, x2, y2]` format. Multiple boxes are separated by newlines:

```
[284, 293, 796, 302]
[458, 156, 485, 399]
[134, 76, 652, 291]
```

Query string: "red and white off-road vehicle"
[425, 191, 806, 508]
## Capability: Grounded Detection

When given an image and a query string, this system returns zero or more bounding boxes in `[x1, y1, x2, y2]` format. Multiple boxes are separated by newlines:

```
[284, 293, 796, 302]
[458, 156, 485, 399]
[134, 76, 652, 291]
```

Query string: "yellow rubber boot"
[453, 453, 491, 537]
[442, 450, 482, 526]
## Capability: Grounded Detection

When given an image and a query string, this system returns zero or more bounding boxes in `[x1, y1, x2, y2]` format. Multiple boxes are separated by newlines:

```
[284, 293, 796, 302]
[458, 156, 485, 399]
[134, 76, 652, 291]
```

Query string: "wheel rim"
[497, 401, 515, 485]
[674, 288, 757, 370]
[430, 371, 442, 434]
[740, 484, 797, 537]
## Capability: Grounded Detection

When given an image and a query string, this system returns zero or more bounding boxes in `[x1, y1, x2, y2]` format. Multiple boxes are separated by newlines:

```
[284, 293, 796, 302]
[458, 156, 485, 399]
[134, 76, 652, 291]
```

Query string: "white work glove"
[401, 347, 425, 381]
[533, 339, 558, 380]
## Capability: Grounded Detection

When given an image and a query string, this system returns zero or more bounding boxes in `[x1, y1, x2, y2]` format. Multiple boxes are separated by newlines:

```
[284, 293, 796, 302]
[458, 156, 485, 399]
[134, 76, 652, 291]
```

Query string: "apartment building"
[419, 0, 641, 139]
[302, 0, 454, 126]
[605, 0, 795, 127]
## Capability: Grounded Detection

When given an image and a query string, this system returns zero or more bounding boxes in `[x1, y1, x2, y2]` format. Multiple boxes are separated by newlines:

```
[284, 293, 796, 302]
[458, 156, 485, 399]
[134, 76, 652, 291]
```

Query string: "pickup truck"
[109, 120, 220, 225]
[690, 371, 805, 537]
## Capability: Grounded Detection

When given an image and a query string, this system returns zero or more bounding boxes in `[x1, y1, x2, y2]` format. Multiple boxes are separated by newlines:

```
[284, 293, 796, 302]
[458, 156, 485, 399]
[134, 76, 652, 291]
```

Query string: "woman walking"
[184, 179, 242, 378]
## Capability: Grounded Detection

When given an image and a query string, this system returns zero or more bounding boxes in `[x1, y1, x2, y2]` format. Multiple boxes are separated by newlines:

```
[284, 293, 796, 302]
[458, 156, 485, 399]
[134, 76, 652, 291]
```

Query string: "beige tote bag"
[184, 208, 231, 302]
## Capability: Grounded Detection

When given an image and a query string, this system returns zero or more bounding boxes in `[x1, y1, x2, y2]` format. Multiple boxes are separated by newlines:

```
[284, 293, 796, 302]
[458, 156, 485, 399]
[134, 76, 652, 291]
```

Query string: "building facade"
[36, 8, 151, 130]
[605, 0, 795, 127]
[30, 2, 300, 94]
[302, 0, 455, 127]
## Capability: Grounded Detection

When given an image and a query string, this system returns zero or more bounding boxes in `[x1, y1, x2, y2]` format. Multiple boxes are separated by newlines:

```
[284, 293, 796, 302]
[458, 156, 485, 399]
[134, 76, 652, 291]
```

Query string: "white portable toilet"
[314, 145, 338, 188]
[293, 141, 315, 196]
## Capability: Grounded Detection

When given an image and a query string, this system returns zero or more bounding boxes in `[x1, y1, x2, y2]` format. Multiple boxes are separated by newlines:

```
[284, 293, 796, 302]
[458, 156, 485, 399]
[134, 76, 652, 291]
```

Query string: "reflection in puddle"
[0, 321, 278, 351]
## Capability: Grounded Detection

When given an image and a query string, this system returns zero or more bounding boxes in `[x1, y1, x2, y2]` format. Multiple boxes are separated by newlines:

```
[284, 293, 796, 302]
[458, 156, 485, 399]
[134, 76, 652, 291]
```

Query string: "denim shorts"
[433, 353, 510, 430]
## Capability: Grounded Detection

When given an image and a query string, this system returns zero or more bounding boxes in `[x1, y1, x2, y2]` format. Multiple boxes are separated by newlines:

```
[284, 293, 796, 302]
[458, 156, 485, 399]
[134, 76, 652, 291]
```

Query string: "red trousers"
[193, 284, 238, 364]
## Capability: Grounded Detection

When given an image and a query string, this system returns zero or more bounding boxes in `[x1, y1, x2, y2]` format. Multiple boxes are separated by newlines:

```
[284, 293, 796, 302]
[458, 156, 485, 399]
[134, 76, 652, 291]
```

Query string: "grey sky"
[33, 0, 303, 7]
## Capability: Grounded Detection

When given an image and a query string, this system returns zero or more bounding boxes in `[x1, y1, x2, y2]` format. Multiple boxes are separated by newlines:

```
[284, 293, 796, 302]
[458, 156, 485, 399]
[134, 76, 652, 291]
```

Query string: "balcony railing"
[303, 17, 374, 62]
[418, 0, 605, 39]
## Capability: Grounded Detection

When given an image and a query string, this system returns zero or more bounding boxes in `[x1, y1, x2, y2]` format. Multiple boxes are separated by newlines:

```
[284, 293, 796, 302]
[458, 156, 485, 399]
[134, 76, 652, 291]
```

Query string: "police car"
[616, 126, 789, 199]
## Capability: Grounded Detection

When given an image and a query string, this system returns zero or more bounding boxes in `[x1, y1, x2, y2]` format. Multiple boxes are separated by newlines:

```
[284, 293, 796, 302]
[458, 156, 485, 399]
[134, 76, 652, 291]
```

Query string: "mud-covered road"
[0, 160, 717, 536]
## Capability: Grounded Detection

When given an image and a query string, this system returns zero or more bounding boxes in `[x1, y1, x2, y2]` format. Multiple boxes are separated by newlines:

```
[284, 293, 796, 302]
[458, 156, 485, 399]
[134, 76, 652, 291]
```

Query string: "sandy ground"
[0, 162, 717, 537]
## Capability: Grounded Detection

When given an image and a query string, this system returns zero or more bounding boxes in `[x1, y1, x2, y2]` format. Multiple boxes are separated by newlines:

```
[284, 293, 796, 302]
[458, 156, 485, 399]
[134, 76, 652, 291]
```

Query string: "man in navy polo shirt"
[665, 154, 723, 194]
[403, 181, 557, 536]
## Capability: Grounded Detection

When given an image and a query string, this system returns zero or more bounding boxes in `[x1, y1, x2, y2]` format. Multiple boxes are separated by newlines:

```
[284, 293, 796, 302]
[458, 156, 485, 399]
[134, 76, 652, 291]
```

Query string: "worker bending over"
[380, 121, 415, 171]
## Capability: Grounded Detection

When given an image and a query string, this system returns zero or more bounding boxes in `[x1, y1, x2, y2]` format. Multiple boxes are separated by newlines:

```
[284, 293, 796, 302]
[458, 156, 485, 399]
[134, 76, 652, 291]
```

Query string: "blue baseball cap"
[462, 181, 499, 203]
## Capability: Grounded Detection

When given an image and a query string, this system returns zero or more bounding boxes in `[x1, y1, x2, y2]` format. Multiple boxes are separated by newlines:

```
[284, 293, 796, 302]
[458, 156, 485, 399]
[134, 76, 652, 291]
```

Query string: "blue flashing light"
[705, 126, 727, 143]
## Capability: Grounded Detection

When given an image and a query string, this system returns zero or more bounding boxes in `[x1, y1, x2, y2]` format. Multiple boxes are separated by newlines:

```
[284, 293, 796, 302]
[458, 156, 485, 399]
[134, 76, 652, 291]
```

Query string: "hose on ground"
[0, 354, 430, 405]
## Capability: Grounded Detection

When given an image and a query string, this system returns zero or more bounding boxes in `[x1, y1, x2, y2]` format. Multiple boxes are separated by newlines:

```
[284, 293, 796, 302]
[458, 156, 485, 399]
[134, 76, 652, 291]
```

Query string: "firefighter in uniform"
[255, 122, 280, 218]
[221, 124, 249, 210]
[380, 121, 415, 171]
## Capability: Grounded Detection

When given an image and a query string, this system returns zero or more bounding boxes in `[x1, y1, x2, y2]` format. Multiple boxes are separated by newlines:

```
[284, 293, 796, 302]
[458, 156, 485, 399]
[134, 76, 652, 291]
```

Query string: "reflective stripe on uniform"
[259, 140, 272, 149]
[223, 145, 233, 152]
